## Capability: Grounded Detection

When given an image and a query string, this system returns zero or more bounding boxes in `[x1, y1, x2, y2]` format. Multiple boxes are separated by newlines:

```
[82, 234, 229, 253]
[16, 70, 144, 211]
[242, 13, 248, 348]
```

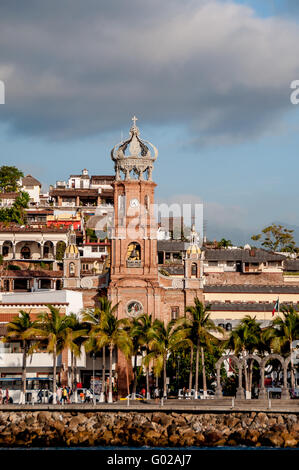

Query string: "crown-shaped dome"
[186, 224, 201, 258]
[111, 116, 158, 181]
[64, 225, 79, 258]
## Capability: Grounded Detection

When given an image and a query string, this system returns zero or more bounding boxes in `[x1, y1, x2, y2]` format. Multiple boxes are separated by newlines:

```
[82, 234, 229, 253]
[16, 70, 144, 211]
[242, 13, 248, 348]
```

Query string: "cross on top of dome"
[111, 116, 158, 182]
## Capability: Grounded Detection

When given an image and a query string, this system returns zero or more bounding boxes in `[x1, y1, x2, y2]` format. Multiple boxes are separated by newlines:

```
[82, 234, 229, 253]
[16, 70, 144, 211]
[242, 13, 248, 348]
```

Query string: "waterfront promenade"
[1, 398, 298, 414]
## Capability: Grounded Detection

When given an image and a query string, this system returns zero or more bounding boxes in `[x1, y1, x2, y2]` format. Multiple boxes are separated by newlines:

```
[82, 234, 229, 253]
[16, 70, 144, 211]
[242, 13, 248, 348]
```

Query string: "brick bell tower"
[108, 117, 161, 395]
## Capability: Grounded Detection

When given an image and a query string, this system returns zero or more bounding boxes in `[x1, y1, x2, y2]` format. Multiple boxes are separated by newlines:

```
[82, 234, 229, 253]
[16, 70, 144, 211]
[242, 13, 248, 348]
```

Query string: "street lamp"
[177, 354, 180, 392]
[100, 346, 105, 403]
[92, 352, 96, 405]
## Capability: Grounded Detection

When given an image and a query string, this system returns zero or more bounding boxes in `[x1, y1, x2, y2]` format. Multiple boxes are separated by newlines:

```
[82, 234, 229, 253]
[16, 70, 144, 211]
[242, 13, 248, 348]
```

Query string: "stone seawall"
[0, 409, 299, 447]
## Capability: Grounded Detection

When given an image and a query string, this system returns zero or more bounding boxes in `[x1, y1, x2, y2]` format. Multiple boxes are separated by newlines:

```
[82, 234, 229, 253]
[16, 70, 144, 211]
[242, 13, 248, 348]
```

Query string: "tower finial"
[132, 115, 138, 127]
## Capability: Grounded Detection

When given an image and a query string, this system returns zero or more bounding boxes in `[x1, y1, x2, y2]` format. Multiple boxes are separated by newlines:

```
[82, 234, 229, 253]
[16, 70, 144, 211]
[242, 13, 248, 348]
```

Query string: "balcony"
[0, 352, 62, 368]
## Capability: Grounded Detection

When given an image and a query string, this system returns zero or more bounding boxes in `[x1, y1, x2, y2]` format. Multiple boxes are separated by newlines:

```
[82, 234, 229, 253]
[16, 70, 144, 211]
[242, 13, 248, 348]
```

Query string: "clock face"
[130, 198, 140, 208]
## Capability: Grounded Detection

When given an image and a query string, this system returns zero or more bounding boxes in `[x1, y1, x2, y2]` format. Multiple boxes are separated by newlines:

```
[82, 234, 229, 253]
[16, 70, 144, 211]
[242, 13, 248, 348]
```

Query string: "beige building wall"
[204, 292, 299, 303]
[208, 310, 279, 322]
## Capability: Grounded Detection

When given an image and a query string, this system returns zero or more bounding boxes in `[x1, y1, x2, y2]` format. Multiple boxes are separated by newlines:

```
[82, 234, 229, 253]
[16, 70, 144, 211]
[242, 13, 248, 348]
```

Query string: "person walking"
[154, 386, 160, 404]
[84, 389, 92, 403]
[62, 386, 68, 404]
[0, 387, 3, 404]
[5, 388, 9, 404]
[57, 386, 62, 404]
[66, 386, 71, 404]
[37, 388, 43, 404]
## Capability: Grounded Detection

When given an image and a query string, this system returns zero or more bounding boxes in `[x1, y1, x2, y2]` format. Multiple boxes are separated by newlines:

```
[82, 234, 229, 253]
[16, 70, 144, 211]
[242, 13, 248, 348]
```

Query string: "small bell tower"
[184, 222, 203, 287]
[63, 225, 81, 288]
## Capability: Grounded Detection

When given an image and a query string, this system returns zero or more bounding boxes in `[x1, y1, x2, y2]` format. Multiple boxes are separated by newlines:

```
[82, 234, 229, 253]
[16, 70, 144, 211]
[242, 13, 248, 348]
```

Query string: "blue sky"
[1, 0, 299, 244]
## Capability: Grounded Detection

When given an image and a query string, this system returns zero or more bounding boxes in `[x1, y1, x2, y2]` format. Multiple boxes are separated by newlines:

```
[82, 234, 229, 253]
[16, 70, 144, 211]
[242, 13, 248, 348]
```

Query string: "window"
[21, 245, 31, 260]
[0, 342, 22, 353]
[69, 262, 75, 276]
[171, 307, 179, 320]
[209, 261, 218, 266]
[40, 279, 51, 289]
[82, 263, 89, 271]
[226, 261, 234, 267]
[127, 242, 141, 266]
[91, 246, 98, 253]
[144, 195, 150, 210]
[191, 263, 197, 277]
[127, 301, 143, 317]
[2, 246, 9, 256]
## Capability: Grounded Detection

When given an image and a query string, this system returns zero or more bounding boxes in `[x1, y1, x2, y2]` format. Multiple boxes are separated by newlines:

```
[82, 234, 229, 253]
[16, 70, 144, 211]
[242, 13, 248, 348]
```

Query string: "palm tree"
[4, 310, 36, 404]
[267, 305, 299, 390]
[185, 298, 223, 399]
[217, 238, 232, 249]
[82, 305, 105, 401]
[85, 298, 132, 403]
[129, 313, 155, 399]
[64, 313, 88, 399]
[28, 305, 69, 404]
[166, 316, 194, 394]
[144, 318, 186, 399]
[226, 315, 264, 398]
[127, 316, 143, 399]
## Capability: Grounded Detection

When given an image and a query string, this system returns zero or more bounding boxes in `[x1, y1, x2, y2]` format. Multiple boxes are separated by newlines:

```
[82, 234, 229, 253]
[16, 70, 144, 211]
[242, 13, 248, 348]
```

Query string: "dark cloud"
[0, 0, 299, 142]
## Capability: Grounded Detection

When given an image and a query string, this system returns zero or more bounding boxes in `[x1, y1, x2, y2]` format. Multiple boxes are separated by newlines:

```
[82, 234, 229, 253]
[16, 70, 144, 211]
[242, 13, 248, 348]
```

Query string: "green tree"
[266, 305, 299, 389]
[83, 302, 108, 402]
[0, 191, 29, 225]
[185, 298, 223, 398]
[129, 313, 156, 399]
[127, 316, 145, 399]
[217, 238, 233, 249]
[86, 228, 98, 243]
[14, 191, 30, 209]
[144, 319, 186, 398]
[0, 166, 23, 193]
[226, 315, 266, 398]
[84, 298, 131, 403]
[4, 310, 37, 404]
[64, 313, 88, 396]
[28, 305, 69, 404]
[55, 241, 66, 261]
[251, 224, 296, 252]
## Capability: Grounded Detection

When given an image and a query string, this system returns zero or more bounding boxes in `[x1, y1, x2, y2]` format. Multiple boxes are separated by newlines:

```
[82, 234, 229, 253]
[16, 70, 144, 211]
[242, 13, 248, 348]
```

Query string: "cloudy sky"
[1, 0, 299, 244]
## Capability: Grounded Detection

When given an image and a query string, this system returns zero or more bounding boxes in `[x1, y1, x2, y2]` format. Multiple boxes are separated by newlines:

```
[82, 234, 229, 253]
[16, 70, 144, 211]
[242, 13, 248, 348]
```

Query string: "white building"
[20, 174, 42, 206]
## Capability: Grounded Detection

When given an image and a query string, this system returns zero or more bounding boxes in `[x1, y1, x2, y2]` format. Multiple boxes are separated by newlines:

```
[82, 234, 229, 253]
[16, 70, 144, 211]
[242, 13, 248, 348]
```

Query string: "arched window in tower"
[191, 263, 197, 278]
[69, 262, 76, 277]
[21, 245, 31, 260]
[127, 242, 141, 267]
[143, 168, 149, 181]
[129, 168, 139, 180]
[144, 195, 150, 211]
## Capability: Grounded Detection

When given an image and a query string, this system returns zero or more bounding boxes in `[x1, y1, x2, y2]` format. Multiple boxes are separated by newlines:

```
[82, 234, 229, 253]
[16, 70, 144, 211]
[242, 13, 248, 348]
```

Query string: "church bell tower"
[108, 117, 161, 320]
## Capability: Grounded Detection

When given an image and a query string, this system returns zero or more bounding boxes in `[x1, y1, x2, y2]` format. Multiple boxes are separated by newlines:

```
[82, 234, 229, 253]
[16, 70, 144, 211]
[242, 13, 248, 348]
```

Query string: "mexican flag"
[272, 298, 279, 316]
